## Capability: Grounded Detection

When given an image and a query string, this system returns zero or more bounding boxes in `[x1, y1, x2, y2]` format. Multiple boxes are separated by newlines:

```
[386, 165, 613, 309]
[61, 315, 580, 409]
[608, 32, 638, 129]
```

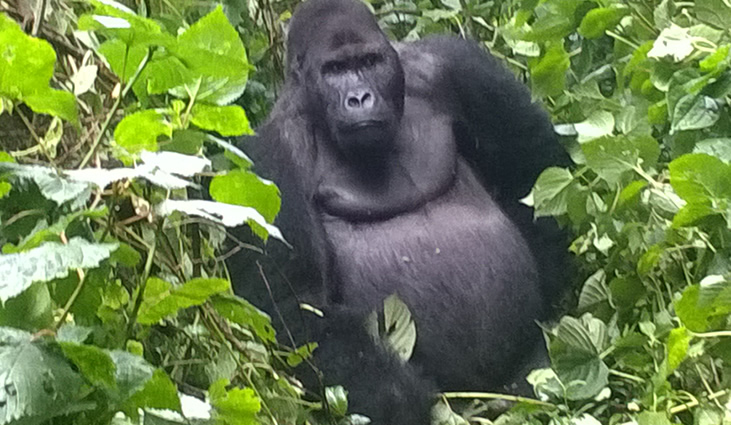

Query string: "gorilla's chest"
[321, 163, 536, 312]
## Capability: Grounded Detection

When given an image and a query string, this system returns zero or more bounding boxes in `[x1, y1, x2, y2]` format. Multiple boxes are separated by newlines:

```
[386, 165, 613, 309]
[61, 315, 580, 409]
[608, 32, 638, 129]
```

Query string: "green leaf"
[79, 1, 173, 48]
[0, 14, 78, 124]
[636, 412, 672, 425]
[191, 104, 253, 136]
[671, 95, 721, 133]
[325, 386, 349, 418]
[114, 109, 172, 157]
[137, 277, 230, 325]
[97, 39, 148, 83]
[0, 327, 86, 424]
[109, 349, 155, 401]
[530, 44, 569, 97]
[0, 237, 118, 302]
[209, 169, 280, 223]
[672, 203, 718, 227]
[669, 153, 731, 204]
[286, 342, 317, 367]
[578, 7, 628, 39]
[574, 111, 615, 143]
[578, 270, 608, 311]
[211, 294, 275, 342]
[0, 162, 91, 206]
[675, 285, 714, 332]
[582, 135, 660, 184]
[549, 314, 609, 400]
[699, 45, 730, 73]
[693, 138, 731, 162]
[171, 6, 251, 105]
[382, 294, 417, 362]
[209, 379, 261, 425]
[23, 88, 78, 125]
[526, 167, 576, 217]
[696, 0, 731, 29]
[666, 327, 690, 373]
[0, 281, 53, 331]
[59, 342, 117, 389]
[123, 369, 182, 416]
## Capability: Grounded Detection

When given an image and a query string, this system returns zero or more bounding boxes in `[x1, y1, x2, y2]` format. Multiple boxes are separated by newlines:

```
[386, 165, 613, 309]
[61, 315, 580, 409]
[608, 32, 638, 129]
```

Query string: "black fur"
[230, 0, 567, 423]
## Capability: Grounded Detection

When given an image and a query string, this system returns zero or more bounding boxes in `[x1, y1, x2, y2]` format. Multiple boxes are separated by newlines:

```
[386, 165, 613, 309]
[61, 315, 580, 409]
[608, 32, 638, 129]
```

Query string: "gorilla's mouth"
[344, 120, 386, 131]
[337, 120, 392, 153]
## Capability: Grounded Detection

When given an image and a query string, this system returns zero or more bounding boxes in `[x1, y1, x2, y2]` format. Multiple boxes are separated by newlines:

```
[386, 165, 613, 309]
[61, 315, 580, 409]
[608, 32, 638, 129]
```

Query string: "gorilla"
[231, 0, 567, 422]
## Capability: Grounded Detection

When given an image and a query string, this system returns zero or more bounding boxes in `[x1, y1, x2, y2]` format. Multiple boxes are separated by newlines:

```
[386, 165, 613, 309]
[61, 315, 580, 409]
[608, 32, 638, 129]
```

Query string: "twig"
[78, 49, 151, 169]
[443, 391, 557, 408]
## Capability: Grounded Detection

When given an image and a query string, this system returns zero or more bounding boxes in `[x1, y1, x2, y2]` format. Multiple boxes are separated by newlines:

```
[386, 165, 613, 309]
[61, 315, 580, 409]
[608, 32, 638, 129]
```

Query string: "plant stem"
[442, 392, 556, 408]
[78, 49, 151, 169]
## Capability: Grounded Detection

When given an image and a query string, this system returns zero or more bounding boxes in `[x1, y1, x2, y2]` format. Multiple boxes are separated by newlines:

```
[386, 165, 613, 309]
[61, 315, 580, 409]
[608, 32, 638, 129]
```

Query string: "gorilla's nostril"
[347, 97, 360, 108]
[361, 93, 373, 108]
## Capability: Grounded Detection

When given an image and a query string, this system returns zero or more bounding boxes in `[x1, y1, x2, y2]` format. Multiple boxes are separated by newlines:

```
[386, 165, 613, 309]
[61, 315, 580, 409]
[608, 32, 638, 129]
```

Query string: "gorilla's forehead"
[287, 0, 383, 54]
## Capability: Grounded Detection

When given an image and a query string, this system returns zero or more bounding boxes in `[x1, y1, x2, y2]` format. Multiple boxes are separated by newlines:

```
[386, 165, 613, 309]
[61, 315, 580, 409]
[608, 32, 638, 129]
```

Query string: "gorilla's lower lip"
[345, 120, 385, 131]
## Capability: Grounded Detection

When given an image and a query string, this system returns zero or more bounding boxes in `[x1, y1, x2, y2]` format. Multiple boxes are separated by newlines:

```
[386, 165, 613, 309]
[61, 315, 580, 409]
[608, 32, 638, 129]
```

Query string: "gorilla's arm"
[401, 37, 566, 204]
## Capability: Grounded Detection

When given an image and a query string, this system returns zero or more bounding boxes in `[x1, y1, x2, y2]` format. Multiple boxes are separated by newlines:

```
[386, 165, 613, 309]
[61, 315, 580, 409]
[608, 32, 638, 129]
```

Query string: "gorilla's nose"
[345, 90, 374, 110]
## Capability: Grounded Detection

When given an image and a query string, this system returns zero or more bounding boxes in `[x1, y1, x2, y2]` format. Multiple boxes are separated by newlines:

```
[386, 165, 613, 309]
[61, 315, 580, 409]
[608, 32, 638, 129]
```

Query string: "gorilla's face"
[315, 41, 404, 156]
[288, 6, 405, 158]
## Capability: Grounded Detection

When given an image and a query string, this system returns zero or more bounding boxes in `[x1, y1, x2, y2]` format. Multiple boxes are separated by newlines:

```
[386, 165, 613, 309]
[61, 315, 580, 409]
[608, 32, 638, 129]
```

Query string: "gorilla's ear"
[287, 53, 307, 83]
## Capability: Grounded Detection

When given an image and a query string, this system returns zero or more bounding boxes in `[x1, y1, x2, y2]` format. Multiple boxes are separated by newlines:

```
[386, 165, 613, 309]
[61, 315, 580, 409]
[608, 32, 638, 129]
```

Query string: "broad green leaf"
[154, 199, 286, 242]
[578, 270, 608, 311]
[0, 327, 86, 424]
[171, 6, 251, 105]
[209, 169, 280, 223]
[675, 285, 714, 332]
[97, 39, 148, 83]
[669, 153, 731, 204]
[209, 379, 261, 425]
[530, 44, 569, 97]
[549, 314, 609, 400]
[191, 104, 253, 136]
[526, 167, 576, 217]
[636, 412, 672, 425]
[578, 7, 628, 39]
[0, 14, 78, 123]
[109, 350, 155, 405]
[0, 162, 91, 206]
[574, 111, 615, 143]
[211, 294, 275, 342]
[696, 0, 731, 29]
[671, 95, 720, 133]
[382, 294, 417, 362]
[137, 277, 229, 324]
[114, 109, 172, 157]
[666, 327, 690, 373]
[582, 135, 660, 184]
[694, 138, 731, 162]
[672, 203, 718, 227]
[123, 369, 182, 417]
[0, 281, 52, 331]
[59, 342, 117, 389]
[141, 54, 195, 95]
[23, 88, 78, 124]
[78, 1, 173, 48]
[0, 237, 118, 302]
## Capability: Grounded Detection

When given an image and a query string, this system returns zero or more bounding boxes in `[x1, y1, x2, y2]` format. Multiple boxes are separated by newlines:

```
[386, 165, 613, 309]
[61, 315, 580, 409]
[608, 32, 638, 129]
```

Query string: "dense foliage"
[0, 0, 728, 424]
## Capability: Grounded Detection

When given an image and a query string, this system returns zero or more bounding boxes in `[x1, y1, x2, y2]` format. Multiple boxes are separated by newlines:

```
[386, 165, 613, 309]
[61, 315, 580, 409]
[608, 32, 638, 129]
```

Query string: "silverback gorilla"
[231, 0, 567, 422]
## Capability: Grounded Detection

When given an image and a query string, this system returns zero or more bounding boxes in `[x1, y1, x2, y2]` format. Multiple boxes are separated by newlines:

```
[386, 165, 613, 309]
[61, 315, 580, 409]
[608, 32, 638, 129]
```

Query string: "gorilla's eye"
[323, 60, 348, 74]
[360, 53, 381, 68]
